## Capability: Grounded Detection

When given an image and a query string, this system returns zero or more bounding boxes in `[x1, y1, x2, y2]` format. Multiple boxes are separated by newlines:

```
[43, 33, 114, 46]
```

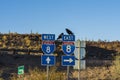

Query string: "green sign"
[18, 65, 24, 75]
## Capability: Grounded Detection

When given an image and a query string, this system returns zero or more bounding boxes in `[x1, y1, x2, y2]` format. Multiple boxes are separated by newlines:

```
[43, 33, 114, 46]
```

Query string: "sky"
[0, 0, 120, 41]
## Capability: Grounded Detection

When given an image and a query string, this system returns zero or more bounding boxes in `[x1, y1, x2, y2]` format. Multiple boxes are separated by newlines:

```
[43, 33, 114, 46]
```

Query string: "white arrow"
[46, 57, 51, 64]
[64, 58, 73, 63]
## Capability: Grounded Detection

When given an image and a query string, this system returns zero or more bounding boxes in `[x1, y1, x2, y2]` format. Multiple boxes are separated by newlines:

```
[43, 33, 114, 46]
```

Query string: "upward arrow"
[46, 57, 51, 64]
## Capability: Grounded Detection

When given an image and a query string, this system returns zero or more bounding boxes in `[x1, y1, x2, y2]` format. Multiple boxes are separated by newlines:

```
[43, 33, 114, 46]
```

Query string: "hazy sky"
[0, 0, 120, 41]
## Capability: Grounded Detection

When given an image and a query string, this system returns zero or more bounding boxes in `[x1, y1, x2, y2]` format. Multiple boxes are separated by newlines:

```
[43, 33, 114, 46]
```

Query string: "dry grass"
[73, 56, 120, 80]
[10, 67, 66, 80]
[1, 56, 119, 80]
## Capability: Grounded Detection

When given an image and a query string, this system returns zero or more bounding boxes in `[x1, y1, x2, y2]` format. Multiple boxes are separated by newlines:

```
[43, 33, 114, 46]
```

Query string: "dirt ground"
[0, 52, 43, 80]
[0, 52, 73, 80]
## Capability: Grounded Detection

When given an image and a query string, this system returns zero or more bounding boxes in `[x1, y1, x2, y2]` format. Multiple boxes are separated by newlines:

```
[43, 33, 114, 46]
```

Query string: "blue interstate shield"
[62, 44, 75, 55]
[42, 44, 55, 54]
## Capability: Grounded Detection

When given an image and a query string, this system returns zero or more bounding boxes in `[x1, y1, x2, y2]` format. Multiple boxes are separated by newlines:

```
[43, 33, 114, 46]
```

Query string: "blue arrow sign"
[41, 55, 55, 66]
[62, 56, 75, 66]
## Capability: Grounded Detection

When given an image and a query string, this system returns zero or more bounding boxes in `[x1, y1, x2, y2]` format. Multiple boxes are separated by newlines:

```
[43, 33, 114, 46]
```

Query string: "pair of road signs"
[41, 55, 75, 66]
[41, 34, 75, 66]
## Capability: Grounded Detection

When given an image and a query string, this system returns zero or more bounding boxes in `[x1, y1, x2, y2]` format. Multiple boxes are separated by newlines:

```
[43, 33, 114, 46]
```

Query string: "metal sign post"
[47, 65, 49, 80]
[62, 35, 75, 80]
[41, 34, 56, 80]
[74, 40, 86, 80]
[67, 66, 70, 80]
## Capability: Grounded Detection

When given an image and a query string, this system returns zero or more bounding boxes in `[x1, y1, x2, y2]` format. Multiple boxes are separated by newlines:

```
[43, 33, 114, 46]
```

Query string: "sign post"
[41, 34, 56, 80]
[62, 35, 75, 80]
[74, 40, 86, 80]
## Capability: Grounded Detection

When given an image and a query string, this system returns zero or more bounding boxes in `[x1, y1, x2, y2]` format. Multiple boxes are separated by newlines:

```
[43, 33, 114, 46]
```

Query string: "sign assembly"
[41, 34, 56, 66]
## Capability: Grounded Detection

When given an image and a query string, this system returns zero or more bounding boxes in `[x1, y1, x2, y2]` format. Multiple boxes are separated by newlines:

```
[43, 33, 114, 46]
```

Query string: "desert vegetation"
[8, 56, 120, 80]
[0, 33, 41, 50]
[0, 33, 120, 80]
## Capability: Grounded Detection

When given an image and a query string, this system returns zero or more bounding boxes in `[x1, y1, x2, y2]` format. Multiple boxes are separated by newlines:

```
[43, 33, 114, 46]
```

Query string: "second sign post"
[62, 35, 75, 80]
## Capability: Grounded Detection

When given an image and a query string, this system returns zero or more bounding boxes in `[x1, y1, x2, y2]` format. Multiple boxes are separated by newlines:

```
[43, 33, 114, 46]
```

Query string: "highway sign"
[42, 34, 55, 41]
[18, 65, 24, 75]
[62, 35, 75, 55]
[62, 56, 75, 66]
[42, 42, 55, 54]
[62, 42, 75, 55]
[42, 34, 55, 54]
[41, 55, 55, 66]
